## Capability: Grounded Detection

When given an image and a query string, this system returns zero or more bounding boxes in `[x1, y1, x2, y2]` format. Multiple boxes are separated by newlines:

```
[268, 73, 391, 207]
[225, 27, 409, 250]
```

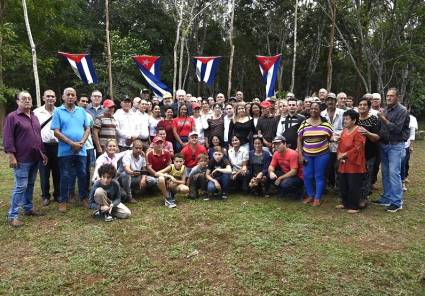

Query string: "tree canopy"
[1, 0, 424, 116]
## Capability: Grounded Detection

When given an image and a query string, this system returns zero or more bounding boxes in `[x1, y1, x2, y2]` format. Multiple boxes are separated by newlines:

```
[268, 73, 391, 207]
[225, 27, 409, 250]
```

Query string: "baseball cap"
[162, 92, 173, 99]
[327, 92, 336, 99]
[272, 135, 286, 143]
[372, 93, 381, 100]
[103, 99, 115, 108]
[192, 102, 201, 109]
[121, 95, 131, 102]
[260, 100, 272, 108]
[189, 131, 198, 137]
[152, 136, 164, 144]
[141, 88, 150, 94]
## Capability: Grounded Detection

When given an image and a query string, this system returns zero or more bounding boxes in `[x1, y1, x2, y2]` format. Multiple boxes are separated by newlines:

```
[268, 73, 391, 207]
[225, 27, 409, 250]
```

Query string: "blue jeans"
[59, 155, 87, 203]
[8, 161, 39, 220]
[379, 143, 405, 207]
[278, 176, 303, 197]
[303, 152, 330, 200]
[174, 136, 188, 153]
[207, 174, 230, 195]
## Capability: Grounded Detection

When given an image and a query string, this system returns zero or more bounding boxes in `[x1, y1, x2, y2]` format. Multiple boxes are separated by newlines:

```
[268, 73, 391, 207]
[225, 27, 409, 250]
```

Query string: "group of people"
[3, 86, 417, 227]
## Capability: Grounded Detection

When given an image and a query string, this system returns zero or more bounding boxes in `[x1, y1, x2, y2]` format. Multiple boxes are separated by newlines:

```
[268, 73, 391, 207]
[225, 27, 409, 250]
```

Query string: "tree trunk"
[400, 64, 409, 104]
[290, 0, 298, 93]
[173, 3, 184, 96]
[22, 0, 41, 107]
[183, 36, 190, 89]
[226, 0, 235, 100]
[178, 34, 185, 89]
[326, 0, 336, 91]
[105, 0, 113, 99]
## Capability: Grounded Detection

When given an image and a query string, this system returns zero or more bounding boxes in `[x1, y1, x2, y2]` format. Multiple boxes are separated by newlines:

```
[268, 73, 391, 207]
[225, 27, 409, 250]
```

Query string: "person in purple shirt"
[51, 87, 91, 213]
[3, 91, 48, 227]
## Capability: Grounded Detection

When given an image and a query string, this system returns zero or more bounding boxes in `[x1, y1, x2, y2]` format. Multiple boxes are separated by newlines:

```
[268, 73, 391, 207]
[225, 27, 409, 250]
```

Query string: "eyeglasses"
[80, 100, 88, 103]
[45, 95, 56, 98]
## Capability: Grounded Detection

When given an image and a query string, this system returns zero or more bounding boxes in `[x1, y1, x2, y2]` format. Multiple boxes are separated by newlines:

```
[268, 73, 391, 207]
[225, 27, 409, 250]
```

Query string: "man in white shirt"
[321, 93, 344, 189]
[117, 140, 158, 202]
[401, 111, 418, 191]
[34, 90, 60, 206]
[134, 99, 150, 147]
[114, 96, 139, 151]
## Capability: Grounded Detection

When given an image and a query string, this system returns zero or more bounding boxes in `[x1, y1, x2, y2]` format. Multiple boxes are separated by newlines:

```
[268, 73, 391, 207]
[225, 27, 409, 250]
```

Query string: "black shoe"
[385, 204, 402, 213]
[371, 199, 390, 206]
[92, 209, 101, 218]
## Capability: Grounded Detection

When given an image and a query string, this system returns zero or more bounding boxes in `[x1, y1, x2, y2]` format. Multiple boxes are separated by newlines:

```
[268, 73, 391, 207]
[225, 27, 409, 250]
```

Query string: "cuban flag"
[133, 55, 171, 98]
[59, 52, 97, 84]
[194, 56, 221, 87]
[256, 54, 281, 97]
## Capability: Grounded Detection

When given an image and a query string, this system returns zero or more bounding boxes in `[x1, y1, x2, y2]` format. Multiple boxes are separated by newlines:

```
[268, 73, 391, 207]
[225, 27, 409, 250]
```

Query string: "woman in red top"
[336, 109, 367, 213]
[157, 106, 174, 143]
[172, 104, 195, 152]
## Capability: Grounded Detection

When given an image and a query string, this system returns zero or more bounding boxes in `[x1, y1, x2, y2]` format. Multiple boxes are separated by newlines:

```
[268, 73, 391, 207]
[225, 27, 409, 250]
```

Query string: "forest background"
[1, 0, 424, 124]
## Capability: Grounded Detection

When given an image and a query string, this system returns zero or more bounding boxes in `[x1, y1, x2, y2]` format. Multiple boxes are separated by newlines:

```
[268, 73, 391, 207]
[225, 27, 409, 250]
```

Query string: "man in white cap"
[180, 131, 207, 174]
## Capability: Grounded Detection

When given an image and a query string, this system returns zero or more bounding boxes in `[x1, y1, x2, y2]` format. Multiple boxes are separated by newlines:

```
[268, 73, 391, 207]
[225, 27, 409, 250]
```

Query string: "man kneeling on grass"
[89, 164, 131, 222]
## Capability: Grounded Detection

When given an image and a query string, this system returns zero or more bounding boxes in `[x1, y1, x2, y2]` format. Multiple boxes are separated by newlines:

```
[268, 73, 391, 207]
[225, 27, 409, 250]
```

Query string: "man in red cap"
[93, 99, 118, 155]
[256, 100, 279, 151]
[147, 136, 172, 174]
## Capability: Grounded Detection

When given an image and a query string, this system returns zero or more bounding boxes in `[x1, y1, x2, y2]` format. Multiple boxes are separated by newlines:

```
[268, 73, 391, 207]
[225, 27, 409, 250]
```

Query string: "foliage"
[1, 0, 425, 116]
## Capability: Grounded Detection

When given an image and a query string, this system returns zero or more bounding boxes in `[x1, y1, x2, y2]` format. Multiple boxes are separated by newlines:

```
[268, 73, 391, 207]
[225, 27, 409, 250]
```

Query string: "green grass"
[1, 143, 425, 295]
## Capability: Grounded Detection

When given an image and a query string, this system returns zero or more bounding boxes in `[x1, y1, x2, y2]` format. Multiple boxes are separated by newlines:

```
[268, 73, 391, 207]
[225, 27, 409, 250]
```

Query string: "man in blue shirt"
[51, 87, 90, 213]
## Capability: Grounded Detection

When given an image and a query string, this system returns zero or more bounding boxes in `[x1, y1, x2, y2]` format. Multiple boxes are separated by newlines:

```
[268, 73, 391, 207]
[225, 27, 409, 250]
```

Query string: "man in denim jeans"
[372, 88, 410, 212]
[51, 87, 91, 213]
[3, 91, 48, 227]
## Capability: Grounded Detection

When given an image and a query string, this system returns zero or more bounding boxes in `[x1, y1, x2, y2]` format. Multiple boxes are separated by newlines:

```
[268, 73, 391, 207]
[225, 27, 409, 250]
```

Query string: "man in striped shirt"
[93, 99, 118, 155]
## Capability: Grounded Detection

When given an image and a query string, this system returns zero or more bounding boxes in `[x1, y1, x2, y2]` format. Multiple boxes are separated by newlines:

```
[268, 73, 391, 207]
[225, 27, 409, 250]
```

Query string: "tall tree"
[105, 0, 113, 99]
[326, 0, 336, 91]
[22, 0, 40, 106]
[290, 0, 298, 92]
[227, 0, 235, 99]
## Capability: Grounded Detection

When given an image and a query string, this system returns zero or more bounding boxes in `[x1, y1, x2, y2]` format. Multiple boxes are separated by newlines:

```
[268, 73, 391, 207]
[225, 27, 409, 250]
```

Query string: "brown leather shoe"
[303, 196, 313, 204]
[81, 198, 90, 209]
[58, 203, 67, 213]
[8, 219, 24, 228]
[24, 210, 46, 216]
[312, 199, 321, 207]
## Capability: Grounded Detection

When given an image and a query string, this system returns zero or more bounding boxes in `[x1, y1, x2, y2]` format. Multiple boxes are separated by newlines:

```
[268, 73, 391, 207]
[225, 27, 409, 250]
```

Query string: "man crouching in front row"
[89, 164, 131, 222]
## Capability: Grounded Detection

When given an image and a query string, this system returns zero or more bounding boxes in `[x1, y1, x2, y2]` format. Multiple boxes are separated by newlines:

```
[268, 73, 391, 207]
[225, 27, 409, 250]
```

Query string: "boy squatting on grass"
[156, 153, 190, 208]
[89, 163, 131, 222]
[187, 153, 209, 199]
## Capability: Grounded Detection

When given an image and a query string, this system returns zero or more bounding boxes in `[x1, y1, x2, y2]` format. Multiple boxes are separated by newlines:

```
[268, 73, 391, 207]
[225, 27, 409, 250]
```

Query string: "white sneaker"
[402, 183, 407, 191]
